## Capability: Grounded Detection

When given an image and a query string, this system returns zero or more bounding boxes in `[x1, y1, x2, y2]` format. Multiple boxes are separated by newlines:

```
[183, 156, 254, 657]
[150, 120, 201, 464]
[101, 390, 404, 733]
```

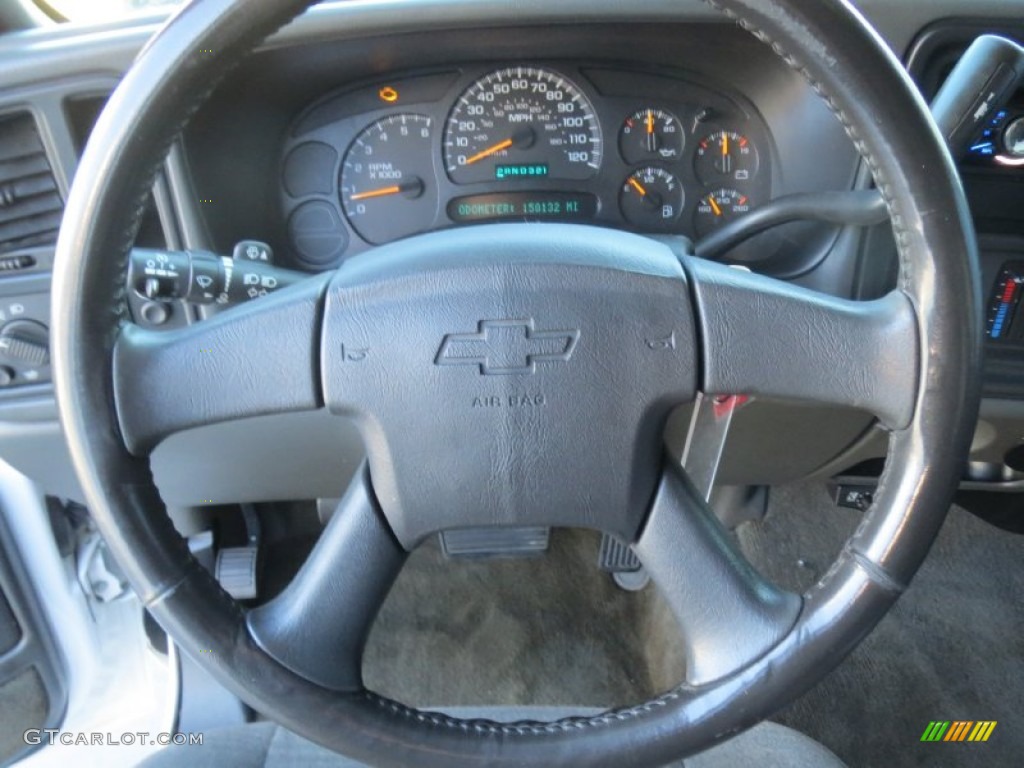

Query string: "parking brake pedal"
[598, 533, 650, 591]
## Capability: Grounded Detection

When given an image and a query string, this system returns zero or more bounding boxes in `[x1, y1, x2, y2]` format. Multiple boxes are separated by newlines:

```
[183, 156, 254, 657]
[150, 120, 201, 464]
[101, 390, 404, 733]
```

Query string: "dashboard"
[0, 1, 1021, 508]
[281, 63, 771, 267]
[0, 5, 1021, 765]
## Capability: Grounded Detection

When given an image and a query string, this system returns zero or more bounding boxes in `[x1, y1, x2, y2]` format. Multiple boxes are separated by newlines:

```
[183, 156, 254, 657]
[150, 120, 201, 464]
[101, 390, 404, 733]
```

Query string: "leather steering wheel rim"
[51, 1, 981, 766]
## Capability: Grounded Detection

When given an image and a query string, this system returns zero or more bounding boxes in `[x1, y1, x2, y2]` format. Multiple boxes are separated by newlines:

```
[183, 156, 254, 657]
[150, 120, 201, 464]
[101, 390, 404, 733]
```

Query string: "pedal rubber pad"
[598, 533, 642, 573]
[440, 527, 550, 559]
[215, 546, 259, 600]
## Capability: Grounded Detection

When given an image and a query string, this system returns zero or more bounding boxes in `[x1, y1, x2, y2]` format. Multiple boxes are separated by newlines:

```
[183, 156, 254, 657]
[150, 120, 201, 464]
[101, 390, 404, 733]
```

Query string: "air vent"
[0, 113, 62, 255]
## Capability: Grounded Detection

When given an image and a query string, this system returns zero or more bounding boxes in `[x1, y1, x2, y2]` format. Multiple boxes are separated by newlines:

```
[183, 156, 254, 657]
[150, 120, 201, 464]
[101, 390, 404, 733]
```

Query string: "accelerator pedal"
[598, 533, 650, 591]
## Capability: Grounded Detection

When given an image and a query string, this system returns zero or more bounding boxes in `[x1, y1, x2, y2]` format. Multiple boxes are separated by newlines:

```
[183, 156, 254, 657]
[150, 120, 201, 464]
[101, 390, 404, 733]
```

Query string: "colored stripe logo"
[921, 721, 997, 742]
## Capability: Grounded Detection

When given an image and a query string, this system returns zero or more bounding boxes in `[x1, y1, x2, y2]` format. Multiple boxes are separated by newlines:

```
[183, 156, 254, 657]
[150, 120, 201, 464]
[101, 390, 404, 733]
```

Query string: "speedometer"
[444, 67, 603, 184]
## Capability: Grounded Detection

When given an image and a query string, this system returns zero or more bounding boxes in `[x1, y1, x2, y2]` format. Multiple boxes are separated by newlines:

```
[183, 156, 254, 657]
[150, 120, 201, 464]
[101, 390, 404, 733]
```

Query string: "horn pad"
[321, 224, 698, 547]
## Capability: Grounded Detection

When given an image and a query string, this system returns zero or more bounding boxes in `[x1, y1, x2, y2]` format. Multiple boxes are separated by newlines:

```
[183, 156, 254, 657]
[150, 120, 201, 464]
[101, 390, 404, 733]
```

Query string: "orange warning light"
[379, 86, 399, 103]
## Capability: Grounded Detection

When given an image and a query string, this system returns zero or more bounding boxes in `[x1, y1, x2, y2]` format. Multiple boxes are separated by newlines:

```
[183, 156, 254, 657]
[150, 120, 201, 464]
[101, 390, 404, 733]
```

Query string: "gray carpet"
[360, 484, 1023, 767]
[740, 484, 1024, 768]
[363, 528, 676, 707]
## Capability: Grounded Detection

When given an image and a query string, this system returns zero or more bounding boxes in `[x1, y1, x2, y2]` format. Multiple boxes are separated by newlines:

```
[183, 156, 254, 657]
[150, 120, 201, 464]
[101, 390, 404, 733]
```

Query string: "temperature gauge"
[987, 262, 1024, 341]
[694, 189, 753, 237]
[619, 167, 684, 230]
[695, 131, 759, 184]
[619, 108, 684, 165]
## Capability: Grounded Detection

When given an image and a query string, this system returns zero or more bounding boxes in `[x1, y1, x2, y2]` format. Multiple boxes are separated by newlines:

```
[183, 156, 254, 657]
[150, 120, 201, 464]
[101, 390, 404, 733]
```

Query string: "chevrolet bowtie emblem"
[435, 319, 580, 375]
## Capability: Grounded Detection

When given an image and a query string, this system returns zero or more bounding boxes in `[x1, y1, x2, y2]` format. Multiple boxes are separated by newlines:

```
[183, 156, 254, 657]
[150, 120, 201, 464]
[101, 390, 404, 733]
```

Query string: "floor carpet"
[363, 528, 674, 707]
[359, 483, 1024, 767]
[744, 483, 1024, 768]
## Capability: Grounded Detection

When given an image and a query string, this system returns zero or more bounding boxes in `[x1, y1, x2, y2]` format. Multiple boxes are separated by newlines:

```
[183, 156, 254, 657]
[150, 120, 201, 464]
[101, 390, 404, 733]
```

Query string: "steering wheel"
[51, 0, 981, 765]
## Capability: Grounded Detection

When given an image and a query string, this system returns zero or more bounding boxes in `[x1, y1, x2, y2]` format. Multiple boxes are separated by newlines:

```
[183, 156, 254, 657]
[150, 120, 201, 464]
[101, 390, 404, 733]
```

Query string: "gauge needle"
[707, 195, 723, 216]
[719, 133, 733, 174]
[350, 185, 402, 201]
[628, 177, 648, 197]
[646, 110, 654, 134]
[350, 177, 424, 201]
[464, 138, 514, 166]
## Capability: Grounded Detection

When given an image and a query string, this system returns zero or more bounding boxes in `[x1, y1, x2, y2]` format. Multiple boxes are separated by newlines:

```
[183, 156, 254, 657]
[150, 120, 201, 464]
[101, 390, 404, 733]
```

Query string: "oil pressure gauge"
[619, 108, 684, 164]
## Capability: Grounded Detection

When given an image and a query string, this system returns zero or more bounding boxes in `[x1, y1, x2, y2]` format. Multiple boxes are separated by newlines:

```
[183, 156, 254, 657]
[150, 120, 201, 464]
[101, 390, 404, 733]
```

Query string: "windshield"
[37, 0, 183, 23]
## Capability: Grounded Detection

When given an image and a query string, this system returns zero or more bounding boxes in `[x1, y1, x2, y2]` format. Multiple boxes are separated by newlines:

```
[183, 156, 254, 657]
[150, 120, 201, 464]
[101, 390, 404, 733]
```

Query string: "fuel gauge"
[619, 108, 685, 165]
[619, 167, 684, 230]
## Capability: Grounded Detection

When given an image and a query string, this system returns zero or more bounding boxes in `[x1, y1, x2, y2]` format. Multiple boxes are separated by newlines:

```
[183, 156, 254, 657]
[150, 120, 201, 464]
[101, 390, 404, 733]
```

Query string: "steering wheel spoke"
[634, 464, 801, 685]
[687, 258, 919, 430]
[112, 274, 330, 454]
[247, 465, 406, 692]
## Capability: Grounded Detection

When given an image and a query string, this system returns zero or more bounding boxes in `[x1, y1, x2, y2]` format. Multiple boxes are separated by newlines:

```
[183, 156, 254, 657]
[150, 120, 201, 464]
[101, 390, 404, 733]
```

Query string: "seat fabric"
[139, 712, 846, 768]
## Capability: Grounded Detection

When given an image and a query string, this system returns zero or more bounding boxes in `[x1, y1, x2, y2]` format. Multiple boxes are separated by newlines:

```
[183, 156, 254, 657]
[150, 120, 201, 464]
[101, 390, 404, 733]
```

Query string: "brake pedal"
[215, 547, 259, 599]
[440, 526, 550, 559]
[214, 503, 261, 600]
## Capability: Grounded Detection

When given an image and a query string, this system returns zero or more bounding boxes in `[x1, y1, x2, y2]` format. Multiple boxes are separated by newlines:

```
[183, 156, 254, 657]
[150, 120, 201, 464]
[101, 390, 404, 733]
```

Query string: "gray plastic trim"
[0, 462, 74, 732]
[0, 1, 1020, 92]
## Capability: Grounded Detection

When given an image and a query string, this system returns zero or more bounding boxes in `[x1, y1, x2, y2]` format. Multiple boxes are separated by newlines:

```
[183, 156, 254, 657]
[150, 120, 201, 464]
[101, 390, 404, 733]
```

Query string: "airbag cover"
[321, 224, 697, 547]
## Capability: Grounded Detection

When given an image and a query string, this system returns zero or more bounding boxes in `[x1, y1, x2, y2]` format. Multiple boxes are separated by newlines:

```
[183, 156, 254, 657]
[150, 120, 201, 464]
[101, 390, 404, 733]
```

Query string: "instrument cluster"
[280, 63, 772, 268]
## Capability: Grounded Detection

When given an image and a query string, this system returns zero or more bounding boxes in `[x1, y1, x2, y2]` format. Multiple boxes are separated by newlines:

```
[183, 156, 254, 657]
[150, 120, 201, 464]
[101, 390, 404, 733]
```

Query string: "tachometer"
[444, 67, 602, 184]
[340, 114, 438, 244]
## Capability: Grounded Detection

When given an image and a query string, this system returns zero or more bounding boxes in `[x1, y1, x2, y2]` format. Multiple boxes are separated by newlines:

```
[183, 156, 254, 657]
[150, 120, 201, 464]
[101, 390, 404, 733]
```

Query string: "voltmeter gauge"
[694, 131, 759, 185]
[694, 188, 753, 237]
[619, 108, 684, 165]
[619, 167, 684, 230]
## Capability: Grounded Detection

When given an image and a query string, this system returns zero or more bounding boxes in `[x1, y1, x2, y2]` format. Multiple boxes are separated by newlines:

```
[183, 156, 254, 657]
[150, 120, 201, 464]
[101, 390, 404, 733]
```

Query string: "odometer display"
[444, 67, 603, 184]
[447, 192, 598, 222]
